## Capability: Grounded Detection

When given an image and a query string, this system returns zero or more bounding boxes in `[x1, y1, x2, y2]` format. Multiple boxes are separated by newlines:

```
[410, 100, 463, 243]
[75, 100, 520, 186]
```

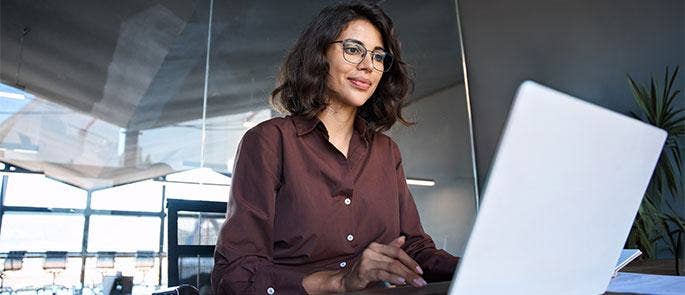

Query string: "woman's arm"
[211, 128, 309, 295]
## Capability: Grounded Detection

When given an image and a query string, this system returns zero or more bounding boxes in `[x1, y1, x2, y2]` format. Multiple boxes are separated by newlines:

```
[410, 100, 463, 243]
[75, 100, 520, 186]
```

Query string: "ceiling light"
[406, 178, 436, 187]
[12, 148, 38, 154]
[0, 91, 26, 100]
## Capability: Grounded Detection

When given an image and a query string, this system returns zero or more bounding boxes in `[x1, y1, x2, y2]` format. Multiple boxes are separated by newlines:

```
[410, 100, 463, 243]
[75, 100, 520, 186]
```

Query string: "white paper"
[607, 272, 685, 295]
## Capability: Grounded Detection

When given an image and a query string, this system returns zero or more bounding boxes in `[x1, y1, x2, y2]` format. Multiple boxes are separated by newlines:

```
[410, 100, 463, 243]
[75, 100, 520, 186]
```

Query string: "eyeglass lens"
[341, 40, 393, 72]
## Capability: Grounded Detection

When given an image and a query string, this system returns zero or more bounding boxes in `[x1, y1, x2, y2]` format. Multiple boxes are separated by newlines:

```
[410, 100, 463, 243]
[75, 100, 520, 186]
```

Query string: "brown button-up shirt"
[212, 115, 459, 294]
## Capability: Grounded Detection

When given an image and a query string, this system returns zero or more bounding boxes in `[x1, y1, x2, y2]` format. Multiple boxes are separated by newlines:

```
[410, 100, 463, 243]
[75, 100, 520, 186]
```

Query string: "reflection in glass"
[0, 1, 209, 190]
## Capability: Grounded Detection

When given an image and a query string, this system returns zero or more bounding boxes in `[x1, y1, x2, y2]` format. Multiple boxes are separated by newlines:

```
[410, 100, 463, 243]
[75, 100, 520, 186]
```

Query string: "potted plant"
[625, 66, 685, 275]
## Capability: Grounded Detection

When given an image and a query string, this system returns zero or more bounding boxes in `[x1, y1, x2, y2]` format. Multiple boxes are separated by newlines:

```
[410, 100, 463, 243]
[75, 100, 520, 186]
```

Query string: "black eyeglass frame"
[329, 39, 394, 72]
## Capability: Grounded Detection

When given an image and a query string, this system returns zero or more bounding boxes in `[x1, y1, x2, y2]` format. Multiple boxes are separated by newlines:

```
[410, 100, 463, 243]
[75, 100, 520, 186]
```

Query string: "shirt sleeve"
[391, 141, 460, 282]
[212, 127, 309, 295]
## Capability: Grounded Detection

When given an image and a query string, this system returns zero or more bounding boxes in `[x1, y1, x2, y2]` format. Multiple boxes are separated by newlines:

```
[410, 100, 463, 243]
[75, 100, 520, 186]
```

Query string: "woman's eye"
[372, 53, 385, 62]
[344, 46, 362, 55]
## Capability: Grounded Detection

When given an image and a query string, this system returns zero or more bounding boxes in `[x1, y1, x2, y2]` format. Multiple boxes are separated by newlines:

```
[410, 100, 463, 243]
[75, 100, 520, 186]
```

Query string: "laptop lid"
[448, 81, 666, 295]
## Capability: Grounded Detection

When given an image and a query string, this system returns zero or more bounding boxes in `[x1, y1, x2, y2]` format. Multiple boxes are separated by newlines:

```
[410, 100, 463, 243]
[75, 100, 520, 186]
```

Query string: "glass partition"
[0, 0, 476, 292]
[384, 0, 477, 256]
[0, 0, 209, 189]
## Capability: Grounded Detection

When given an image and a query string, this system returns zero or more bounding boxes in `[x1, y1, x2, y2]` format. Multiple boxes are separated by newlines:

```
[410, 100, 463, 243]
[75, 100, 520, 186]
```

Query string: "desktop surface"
[345, 281, 450, 295]
[345, 272, 685, 295]
[344, 280, 658, 295]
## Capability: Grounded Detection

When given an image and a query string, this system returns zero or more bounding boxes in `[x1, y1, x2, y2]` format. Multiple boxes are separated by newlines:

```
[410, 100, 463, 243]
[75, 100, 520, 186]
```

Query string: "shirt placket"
[337, 138, 368, 270]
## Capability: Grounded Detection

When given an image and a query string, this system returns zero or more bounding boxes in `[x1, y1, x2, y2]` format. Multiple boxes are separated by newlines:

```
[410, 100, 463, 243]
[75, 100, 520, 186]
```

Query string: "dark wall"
[459, 0, 685, 186]
[391, 84, 477, 255]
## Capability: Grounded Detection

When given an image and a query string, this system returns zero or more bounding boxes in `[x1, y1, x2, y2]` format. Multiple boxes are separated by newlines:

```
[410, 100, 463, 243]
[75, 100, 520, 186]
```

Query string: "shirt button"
[339, 261, 347, 268]
[267, 287, 275, 294]
[344, 198, 351, 205]
[347, 234, 354, 241]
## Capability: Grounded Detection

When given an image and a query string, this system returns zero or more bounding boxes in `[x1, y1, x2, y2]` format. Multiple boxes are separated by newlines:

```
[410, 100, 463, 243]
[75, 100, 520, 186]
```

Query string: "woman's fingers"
[364, 244, 426, 287]
[342, 238, 428, 291]
[368, 241, 424, 275]
[367, 269, 406, 286]
[388, 236, 405, 248]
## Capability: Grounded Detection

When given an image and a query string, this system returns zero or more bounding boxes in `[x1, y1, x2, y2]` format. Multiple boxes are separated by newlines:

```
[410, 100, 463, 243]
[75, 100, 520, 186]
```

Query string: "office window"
[1, 257, 83, 291]
[87, 216, 160, 252]
[165, 183, 229, 203]
[177, 256, 213, 288]
[0, 212, 84, 252]
[82, 256, 163, 288]
[177, 211, 225, 246]
[91, 180, 163, 212]
[3, 174, 86, 209]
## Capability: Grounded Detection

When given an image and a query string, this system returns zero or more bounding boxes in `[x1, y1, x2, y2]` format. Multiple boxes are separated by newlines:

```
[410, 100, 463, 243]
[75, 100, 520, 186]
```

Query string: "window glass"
[91, 180, 163, 212]
[165, 183, 229, 202]
[177, 211, 225, 246]
[87, 216, 160, 252]
[178, 256, 213, 290]
[0, 257, 82, 291]
[0, 212, 84, 252]
[3, 174, 86, 209]
[82, 256, 162, 291]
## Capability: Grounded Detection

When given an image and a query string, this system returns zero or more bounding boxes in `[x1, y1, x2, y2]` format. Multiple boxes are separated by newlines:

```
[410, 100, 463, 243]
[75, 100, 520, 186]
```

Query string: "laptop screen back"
[449, 81, 666, 295]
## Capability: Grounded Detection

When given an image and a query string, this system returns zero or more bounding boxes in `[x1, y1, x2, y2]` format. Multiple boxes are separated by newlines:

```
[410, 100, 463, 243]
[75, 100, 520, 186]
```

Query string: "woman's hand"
[339, 236, 427, 291]
[303, 236, 427, 293]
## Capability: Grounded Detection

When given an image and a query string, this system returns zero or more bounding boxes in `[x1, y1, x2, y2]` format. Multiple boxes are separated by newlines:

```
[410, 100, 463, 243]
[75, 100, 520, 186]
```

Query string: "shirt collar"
[292, 115, 320, 136]
[291, 114, 372, 144]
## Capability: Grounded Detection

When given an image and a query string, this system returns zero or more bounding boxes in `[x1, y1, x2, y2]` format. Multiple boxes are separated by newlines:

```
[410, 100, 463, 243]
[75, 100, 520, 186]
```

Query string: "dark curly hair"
[270, 1, 413, 132]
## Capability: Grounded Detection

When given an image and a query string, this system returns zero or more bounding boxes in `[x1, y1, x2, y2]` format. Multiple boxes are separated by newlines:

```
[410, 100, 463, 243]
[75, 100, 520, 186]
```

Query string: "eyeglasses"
[330, 39, 393, 72]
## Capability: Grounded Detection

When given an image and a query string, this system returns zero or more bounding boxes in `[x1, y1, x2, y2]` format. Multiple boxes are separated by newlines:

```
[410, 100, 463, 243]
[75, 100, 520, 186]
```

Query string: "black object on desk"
[152, 284, 200, 295]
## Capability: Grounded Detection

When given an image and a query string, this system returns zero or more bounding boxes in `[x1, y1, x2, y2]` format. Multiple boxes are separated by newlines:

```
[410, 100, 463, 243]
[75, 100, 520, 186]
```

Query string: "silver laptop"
[447, 81, 666, 295]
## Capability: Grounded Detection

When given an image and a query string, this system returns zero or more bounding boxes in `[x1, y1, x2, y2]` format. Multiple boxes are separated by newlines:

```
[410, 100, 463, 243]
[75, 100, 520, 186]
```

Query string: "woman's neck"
[317, 101, 356, 156]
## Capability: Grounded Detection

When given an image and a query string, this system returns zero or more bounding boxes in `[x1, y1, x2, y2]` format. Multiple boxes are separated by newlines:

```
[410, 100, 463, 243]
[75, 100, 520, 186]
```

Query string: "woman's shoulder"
[371, 131, 400, 150]
[369, 132, 403, 165]
[245, 116, 297, 138]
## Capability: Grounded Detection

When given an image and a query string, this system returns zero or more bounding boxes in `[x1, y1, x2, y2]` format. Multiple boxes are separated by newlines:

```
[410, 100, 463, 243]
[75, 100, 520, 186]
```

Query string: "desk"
[606, 272, 685, 295]
[346, 273, 685, 295]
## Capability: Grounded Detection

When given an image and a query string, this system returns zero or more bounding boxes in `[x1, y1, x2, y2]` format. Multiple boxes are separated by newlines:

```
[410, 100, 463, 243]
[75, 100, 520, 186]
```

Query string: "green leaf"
[626, 66, 683, 259]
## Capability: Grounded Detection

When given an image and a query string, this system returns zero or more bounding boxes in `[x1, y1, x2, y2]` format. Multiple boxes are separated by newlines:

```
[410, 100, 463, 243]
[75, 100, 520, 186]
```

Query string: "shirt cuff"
[416, 249, 460, 282]
[253, 264, 309, 294]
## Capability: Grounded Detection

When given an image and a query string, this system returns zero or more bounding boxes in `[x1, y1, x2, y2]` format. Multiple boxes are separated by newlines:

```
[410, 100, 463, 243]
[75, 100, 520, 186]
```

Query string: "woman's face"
[325, 19, 385, 108]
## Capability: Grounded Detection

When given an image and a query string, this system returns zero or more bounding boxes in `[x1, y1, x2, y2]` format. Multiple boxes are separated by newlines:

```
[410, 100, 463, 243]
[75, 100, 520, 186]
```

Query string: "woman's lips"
[348, 77, 371, 90]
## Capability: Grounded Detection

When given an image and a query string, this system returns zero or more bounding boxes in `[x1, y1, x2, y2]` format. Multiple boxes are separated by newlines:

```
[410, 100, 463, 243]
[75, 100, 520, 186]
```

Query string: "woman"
[211, 2, 459, 294]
